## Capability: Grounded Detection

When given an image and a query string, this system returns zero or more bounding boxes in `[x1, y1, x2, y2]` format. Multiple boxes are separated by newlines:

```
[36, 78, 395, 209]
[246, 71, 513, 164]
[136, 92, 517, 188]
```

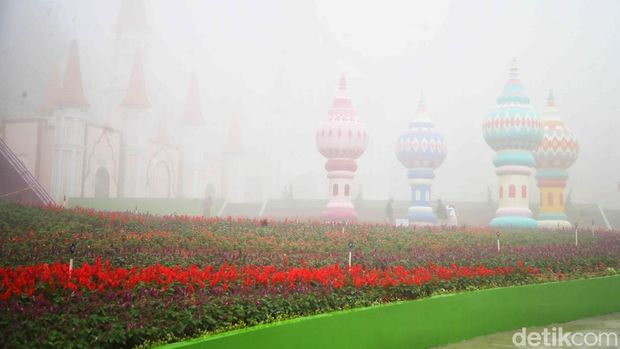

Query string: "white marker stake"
[497, 238, 501, 252]
[69, 258, 73, 277]
[348, 251, 352, 269]
[575, 226, 579, 246]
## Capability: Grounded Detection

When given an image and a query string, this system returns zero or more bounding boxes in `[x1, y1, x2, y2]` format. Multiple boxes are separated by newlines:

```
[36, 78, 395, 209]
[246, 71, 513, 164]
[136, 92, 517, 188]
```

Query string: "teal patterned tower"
[482, 59, 543, 229]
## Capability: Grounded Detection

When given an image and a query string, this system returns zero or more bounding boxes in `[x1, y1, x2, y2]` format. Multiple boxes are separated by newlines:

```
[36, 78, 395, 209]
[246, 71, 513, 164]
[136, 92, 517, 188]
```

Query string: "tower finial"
[547, 90, 555, 107]
[510, 58, 519, 78]
[418, 92, 426, 111]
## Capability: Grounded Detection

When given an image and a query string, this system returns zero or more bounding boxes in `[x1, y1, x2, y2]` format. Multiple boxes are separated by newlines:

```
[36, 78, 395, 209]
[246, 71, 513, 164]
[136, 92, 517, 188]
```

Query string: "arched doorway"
[94, 167, 110, 198]
[150, 161, 171, 198]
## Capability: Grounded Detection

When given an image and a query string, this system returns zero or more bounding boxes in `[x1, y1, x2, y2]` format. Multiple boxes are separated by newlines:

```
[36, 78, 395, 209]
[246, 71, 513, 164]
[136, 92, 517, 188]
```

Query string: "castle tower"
[52, 40, 89, 201]
[483, 59, 543, 228]
[107, 0, 150, 108]
[180, 73, 206, 198]
[533, 91, 579, 229]
[315, 75, 369, 222]
[395, 95, 447, 225]
[120, 49, 151, 197]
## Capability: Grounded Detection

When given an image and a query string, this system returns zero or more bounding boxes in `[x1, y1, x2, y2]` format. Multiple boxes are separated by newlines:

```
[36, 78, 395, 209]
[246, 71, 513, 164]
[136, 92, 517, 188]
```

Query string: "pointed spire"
[56, 40, 89, 109]
[116, 0, 148, 36]
[337, 73, 348, 98]
[547, 90, 555, 107]
[223, 116, 243, 154]
[328, 74, 356, 121]
[544, 89, 561, 121]
[509, 58, 519, 79]
[36, 63, 61, 115]
[413, 92, 431, 123]
[121, 49, 150, 109]
[417, 92, 426, 112]
[180, 73, 205, 126]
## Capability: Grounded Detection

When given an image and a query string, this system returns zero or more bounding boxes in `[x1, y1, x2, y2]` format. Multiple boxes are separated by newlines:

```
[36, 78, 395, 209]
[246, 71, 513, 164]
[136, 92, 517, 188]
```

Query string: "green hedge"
[160, 275, 620, 349]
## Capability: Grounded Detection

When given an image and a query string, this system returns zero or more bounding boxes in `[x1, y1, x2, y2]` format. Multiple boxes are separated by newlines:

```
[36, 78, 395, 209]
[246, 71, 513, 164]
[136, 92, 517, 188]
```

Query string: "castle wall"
[3, 119, 42, 177]
[145, 141, 180, 198]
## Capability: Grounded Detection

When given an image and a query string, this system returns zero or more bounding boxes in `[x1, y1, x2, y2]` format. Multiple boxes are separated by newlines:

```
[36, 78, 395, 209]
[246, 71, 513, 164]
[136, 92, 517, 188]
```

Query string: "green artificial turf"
[160, 275, 620, 349]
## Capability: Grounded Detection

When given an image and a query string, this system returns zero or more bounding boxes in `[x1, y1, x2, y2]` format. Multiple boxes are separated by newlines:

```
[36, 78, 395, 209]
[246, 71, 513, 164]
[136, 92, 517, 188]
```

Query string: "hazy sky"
[1, 0, 619, 208]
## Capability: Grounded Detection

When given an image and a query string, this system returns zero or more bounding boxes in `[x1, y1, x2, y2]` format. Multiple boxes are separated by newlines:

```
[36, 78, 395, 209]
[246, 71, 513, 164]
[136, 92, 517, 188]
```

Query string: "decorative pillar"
[395, 95, 446, 225]
[316, 75, 368, 222]
[534, 91, 579, 229]
[482, 59, 543, 228]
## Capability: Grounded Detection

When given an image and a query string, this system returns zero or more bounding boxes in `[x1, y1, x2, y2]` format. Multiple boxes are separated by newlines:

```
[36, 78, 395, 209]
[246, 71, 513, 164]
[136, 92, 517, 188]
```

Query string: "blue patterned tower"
[395, 95, 446, 225]
[482, 59, 543, 228]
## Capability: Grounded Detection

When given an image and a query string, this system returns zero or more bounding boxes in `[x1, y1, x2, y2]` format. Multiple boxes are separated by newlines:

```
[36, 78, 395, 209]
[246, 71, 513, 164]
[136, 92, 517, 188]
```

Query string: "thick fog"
[0, 0, 619, 208]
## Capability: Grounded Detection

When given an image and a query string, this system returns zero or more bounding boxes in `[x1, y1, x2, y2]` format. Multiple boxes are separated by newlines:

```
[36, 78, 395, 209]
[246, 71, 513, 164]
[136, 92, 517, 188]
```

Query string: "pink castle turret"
[120, 49, 150, 109]
[56, 40, 89, 109]
[51, 40, 89, 201]
[180, 73, 205, 126]
[315, 75, 369, 222]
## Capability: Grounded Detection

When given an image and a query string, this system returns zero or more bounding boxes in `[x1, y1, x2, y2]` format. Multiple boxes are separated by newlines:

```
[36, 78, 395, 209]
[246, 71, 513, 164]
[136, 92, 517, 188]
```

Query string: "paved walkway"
[439, 312, 620, 348]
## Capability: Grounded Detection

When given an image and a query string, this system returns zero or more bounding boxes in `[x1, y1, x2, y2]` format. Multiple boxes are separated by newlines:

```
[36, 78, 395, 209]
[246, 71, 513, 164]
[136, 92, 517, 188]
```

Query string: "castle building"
[0, 0, 227, 203]
[533, 91, 579, 229]
[315, 75, 369, 221]
[395, 95, 447, 225]
[482, 59, 543, 228]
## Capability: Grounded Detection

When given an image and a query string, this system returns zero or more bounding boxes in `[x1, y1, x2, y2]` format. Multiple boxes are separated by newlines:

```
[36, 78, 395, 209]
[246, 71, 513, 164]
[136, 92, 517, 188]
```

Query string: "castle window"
[509, 185, 516, 198]
[521, 185, 527, 199]
[344, 184, 350, 196]
[332, 184, 338, 196]
[499, 186, 503, 199]
[547, 192, 554, 206]
[559, 193, 564, 207]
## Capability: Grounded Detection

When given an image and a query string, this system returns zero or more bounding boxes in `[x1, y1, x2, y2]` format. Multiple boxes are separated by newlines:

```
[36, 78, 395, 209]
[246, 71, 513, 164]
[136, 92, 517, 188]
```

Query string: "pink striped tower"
[315, 75, 369, 222]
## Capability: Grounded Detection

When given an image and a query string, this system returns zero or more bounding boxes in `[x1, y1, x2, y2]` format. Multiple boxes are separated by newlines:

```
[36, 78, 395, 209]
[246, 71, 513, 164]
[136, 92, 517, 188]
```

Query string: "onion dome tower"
[395, 95, 446, 225]
[482, 59, 543, 229]
[533, 91, 579, 229]
[315, 75, 368, 222]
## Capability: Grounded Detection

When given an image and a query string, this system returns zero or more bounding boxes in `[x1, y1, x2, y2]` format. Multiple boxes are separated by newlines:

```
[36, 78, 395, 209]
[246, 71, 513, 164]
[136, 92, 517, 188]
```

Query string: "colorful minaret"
[395, 95, 446, 225]
[315, 75, 368, 222]
[482, 59, 543, 228]
[51, 40, 89, 201]
[533, 91, 579, 229]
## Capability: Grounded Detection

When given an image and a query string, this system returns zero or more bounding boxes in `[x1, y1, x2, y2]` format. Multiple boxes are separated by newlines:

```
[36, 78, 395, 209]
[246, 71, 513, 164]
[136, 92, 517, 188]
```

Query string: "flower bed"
[0, 203, 619, 348]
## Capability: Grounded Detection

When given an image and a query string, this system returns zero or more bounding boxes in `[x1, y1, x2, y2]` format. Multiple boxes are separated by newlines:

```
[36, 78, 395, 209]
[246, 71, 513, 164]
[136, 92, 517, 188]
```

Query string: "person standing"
[203, 196, 213, 218]
[436, 199, 448, 226]
[447, 204, 458, 227]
